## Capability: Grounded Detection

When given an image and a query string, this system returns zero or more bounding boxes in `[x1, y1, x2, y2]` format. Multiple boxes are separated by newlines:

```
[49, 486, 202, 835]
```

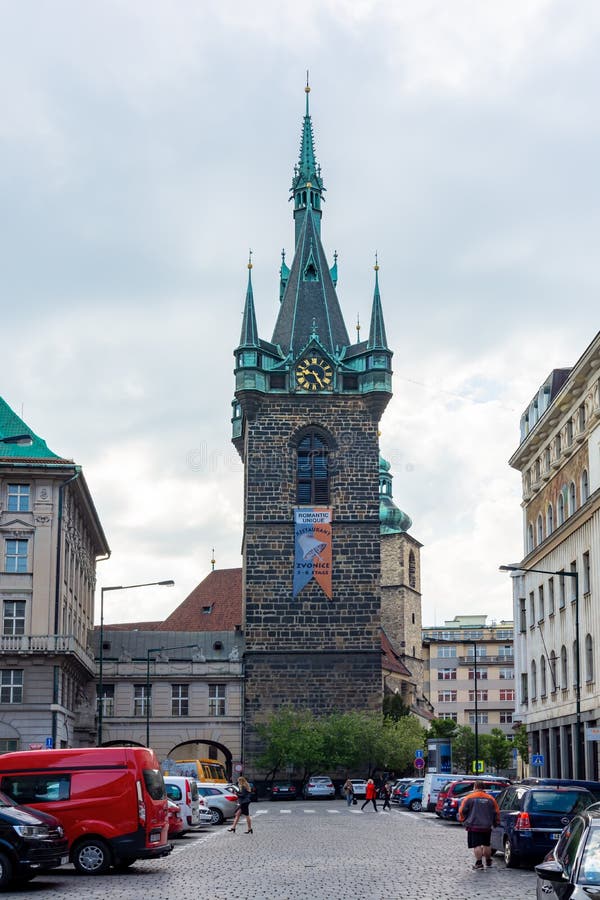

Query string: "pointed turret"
[367, 257, 389, 350]
[290, 76, 325, 246]
[239, 252, 259, 348]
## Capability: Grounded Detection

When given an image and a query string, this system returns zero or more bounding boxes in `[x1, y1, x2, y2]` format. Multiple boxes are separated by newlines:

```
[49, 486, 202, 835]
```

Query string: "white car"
[350, 779, 368, 799]
[197, 794, 214, 826]
[164, 776, 200, 829]
[303, 776, 336, 799]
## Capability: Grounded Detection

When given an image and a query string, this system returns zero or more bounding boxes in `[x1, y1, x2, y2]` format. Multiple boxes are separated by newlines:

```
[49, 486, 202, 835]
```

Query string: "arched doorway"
[168, 738, 233, 779]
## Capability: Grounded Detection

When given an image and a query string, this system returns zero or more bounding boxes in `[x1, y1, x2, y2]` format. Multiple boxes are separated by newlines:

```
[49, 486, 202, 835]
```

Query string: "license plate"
[550, 833, 561, 841]
[60, 855, 69, 865]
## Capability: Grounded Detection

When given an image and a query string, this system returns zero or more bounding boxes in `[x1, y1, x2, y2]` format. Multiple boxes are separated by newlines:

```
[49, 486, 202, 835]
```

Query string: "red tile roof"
[161, 568, 243, 631]
[381, 629, 412, 676]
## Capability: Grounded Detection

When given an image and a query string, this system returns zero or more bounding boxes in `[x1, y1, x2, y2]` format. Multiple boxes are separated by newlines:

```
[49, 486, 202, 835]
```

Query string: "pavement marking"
[279, 809, 292, 814]
[303, 809, 316, 814]
[327, 809, 340, 814]
[253, 809, 268, 815]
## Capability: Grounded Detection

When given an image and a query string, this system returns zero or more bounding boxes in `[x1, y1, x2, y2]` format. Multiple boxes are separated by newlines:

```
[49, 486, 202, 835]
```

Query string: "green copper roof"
[0, 396, 61, 459]
[239, 257, 259, 348]
[367, 262, 389, 351]
[379, 455, 412, 534]
[291, 82, 324, 204]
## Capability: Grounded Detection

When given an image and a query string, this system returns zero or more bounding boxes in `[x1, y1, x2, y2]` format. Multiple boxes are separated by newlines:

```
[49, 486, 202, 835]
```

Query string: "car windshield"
[528, 791, 591, 814]
[143, 769, 166, 801]
[580, 828, 600, 884]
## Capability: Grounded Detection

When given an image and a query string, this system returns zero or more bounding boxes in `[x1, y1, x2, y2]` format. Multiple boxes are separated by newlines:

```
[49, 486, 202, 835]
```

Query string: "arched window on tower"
[558, 494, 565, 526]
[296, 431, 329, 505]
[547, 503, 554, 535]
[569, 481, 577, 516]
[537, 515, 544, 545]
[408, 551, 416, 589]
[581, 470, 589, 503]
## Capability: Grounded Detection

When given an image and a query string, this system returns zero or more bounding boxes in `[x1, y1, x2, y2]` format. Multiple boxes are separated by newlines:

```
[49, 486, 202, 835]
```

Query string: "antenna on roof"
[211, 548, 216, 572]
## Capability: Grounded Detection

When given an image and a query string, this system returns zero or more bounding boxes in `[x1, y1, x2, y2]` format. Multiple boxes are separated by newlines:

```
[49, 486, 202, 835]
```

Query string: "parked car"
[350, 780, 367, 800]
[164, 776, 200, 829]
[391, 779, 416, 805]
[195, 784, 239, 825]
[303, 777, 336, 800]
[535, 805, 600, 898]
[522, 777, 600, 803]
[439, 778, 511, 821]
[398, 780, 424, 812]
[269, 782, 297, 801]
[196, 795, 214, 827]
[167, 799, 186, 837]
[491, 784, 595, 867]
[0, 791, 69, 890]
[422, 773, 462, 812]
[0, 747, 172, 875]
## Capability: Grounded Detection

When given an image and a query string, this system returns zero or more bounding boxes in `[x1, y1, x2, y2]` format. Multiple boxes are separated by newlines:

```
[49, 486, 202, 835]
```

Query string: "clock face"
[296, 357, 333, 391]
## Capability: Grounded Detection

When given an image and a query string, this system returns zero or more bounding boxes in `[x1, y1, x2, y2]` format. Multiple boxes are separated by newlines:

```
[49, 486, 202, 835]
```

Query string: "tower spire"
[367, 254, 389, 350]
[291, 77, 325, 244]
[239, 250, 259, 347]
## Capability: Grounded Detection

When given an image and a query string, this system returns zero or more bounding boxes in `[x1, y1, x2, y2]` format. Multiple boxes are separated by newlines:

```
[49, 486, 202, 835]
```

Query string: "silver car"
[196, 783, 240, 825]
[303, 776, 336, 799]
[197, 794, 214, 826]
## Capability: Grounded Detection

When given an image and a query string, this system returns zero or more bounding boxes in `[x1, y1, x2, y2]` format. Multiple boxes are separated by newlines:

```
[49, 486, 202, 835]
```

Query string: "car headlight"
[13, 824, 51, 838]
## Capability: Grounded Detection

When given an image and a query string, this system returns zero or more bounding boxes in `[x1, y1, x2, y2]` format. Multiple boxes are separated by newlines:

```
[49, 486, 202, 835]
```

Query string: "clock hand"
[312, 370, 324, 388]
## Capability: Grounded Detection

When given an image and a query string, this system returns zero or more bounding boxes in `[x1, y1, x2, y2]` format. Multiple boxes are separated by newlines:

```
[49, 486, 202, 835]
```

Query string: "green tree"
[382, 715, 426, 773]
[427, 717, 458, 740]
[452, 725, 475, 773]
[480, 728, 511, 772]
[255, 706, 326, 781]
[382, 693, 411, 720]
[513, 723, 529, 765]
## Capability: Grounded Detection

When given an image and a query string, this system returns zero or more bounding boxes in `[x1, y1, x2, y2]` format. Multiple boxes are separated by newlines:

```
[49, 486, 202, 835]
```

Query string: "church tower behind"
[231, 84, 393, 767]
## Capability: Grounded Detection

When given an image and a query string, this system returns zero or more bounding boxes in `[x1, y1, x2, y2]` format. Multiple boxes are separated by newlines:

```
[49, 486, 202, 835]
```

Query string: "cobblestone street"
[10, 803, 538, 900]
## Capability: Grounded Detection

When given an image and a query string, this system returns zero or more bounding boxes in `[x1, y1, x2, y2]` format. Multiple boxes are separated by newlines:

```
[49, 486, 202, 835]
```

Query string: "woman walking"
[361, 778, 378, 812]
[228, 776, 253, 833]
[343, 778, 354, 808]
[381, 781, 392, 811]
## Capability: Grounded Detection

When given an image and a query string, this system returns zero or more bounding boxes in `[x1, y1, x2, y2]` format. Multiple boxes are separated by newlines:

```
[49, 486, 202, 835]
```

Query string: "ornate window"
[569, 482, 577, 516]
[581, 470, 589, 503]
[558, 493, 565, 526]
[547, 503, 554, 535]
[540, 656, 547, 697]
[296, 431, 329, 504]
[561, 645, 568, 690]
[537, 515, 544, 545]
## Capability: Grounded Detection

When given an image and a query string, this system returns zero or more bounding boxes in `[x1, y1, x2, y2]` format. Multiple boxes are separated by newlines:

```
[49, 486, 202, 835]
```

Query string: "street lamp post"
[145, 644, 198, 749]
[500, 564, 582, 778]
[97, 580, 174, 745]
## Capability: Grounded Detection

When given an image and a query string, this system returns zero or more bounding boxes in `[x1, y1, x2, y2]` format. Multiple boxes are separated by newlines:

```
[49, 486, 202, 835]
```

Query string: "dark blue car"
[491, 784, 594, 867]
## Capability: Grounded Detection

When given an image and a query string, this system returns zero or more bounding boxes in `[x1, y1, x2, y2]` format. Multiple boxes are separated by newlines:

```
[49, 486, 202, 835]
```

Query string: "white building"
[507, 331, 600, 779]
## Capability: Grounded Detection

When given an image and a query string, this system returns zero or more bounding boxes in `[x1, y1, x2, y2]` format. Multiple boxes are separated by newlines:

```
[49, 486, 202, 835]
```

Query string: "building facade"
[422, 616, 516, 739]
[507, 331, 600, 779]
[231, 85, 394, 768]
[0, 398, 109, 752]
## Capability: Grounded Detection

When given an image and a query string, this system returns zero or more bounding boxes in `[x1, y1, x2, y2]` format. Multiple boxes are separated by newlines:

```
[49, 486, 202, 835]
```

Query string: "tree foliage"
[254, 707, 426, 779]
[513, 723, 529, 765]
[383, 693, 411, 720]
[480, 728, 512, 772]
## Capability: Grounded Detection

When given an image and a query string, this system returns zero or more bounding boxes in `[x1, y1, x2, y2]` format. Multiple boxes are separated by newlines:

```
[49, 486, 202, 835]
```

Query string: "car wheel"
[209, 807, 224, 825]
[73, 838, 112, 875]
[0, 852, 14, 890]
[503, 837, 520, 868]
[409, 799, 422, 812]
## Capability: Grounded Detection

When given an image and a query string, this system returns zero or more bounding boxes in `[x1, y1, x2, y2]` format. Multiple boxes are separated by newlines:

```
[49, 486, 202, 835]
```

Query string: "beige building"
[422, 616, 516, 739]
[0, 398, 109, 752]
[507, 330, 600, 779]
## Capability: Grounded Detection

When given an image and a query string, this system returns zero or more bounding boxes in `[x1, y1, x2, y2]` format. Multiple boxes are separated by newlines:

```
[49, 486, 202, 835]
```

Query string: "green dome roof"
[379, 455, 412, 534]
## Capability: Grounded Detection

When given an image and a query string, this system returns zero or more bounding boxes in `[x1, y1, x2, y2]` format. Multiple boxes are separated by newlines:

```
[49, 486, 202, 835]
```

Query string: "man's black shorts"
[467, 829, 491, 848]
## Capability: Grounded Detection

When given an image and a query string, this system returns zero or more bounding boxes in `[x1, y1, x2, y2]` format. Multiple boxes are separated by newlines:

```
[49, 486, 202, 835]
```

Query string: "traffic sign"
[415, 749, 424, 759]
[45, 737, 53, 749]
[531, 753, 544, 767]
[472, 760, 484, 774]
[414, 757, 425, 769]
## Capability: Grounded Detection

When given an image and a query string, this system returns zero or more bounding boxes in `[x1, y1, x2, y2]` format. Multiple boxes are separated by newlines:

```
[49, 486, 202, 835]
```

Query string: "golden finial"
[377, 429, 382, 438]
[306, 181, 312, 188]
[211, 548, 216, 571]
[374, 251, 379, 272]
[305, 70, 310, 93]
[247, 248, 253, 270]
[356, 313, 361, 337]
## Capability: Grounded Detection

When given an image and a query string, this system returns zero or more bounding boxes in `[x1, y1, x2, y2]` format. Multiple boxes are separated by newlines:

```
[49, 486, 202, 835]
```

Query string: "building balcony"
[0, 634, 95, 673]
[457, 655, 514, 665]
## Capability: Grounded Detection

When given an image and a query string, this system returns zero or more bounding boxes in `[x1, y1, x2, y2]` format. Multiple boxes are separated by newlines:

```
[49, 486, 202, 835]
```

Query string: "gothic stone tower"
[231, 84, 393, 767]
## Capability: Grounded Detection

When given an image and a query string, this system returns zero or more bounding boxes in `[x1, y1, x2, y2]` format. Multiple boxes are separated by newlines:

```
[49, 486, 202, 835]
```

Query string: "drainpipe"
[54, 467, 82, 633]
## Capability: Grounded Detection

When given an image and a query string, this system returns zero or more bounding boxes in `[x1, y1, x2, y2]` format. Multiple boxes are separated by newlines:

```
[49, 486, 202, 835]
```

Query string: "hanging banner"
[293, 507, 332, 599]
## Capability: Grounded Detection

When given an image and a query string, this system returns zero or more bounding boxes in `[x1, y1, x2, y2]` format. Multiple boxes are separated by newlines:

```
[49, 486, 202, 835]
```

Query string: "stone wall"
[240, 393, 384, 767]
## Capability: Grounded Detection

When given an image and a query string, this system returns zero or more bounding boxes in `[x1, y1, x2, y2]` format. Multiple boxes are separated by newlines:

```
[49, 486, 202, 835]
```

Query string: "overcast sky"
[2, 1, 599, 627]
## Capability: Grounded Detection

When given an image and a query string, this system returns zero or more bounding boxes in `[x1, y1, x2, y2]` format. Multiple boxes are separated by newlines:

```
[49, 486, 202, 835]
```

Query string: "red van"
[0, 747, 171, 875]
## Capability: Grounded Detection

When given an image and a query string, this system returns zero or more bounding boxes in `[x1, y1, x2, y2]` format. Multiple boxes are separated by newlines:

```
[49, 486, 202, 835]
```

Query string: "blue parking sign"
[415, 749, 424, 758]
[45, 737, 53, 749]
